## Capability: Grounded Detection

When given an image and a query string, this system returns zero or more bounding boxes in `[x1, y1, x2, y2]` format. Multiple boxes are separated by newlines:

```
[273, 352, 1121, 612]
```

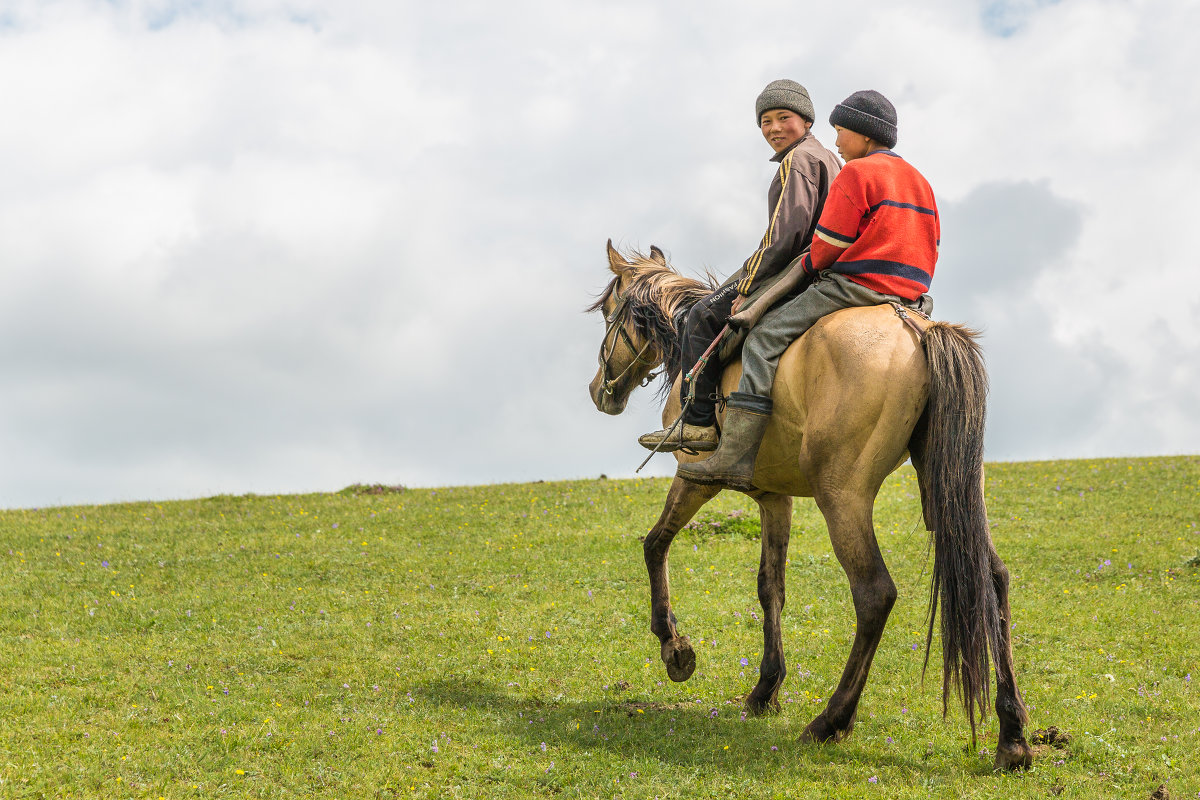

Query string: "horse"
[587, 241, 1033, 770]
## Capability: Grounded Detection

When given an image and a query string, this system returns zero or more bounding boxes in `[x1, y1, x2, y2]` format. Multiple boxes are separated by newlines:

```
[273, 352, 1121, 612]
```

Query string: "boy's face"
[760, 109, 810, 153]
[834, 125, 873, 162]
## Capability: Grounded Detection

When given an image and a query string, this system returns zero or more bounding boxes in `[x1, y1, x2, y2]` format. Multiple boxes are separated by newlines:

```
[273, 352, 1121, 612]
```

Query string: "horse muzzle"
[589, 372, 630, 415]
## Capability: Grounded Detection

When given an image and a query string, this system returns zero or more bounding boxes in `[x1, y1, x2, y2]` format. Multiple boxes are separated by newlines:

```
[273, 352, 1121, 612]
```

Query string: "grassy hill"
[1, 456, 1197, 798]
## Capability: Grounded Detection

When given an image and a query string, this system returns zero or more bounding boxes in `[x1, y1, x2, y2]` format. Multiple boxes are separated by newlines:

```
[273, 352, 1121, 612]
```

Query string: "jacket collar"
[770, 132, 812, 163]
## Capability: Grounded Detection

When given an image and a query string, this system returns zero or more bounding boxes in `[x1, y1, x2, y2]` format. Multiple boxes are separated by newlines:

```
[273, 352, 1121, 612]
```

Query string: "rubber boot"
[676, 392, 772, 490]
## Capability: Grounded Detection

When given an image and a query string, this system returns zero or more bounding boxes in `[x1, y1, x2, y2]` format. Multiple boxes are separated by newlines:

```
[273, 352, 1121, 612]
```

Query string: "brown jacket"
[735, 133, 842, 296]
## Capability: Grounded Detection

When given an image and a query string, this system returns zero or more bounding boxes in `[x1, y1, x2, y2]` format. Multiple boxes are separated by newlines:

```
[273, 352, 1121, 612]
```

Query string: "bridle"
[597, 291, 662, 396]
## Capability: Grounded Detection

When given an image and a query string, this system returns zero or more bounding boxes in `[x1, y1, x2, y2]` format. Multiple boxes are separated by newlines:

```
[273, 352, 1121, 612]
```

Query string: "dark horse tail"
[911, 322, 1005, 744]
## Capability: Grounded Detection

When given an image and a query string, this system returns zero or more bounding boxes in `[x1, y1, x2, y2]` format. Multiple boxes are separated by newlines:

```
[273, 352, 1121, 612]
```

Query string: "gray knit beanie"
[828, 90, 898, 149]
[755, 79, 814, 125]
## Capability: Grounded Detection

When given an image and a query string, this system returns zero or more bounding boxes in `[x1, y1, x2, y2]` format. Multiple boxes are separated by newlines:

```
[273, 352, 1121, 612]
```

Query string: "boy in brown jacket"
[639, 79, 841, 452]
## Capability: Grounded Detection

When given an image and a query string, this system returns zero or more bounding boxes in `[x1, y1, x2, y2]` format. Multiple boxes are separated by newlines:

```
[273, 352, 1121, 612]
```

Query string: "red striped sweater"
[801, 150, 939, 300]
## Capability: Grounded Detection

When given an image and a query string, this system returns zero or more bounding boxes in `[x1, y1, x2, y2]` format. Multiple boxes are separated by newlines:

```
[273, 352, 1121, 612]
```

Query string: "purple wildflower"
[868, 775, 878, 784]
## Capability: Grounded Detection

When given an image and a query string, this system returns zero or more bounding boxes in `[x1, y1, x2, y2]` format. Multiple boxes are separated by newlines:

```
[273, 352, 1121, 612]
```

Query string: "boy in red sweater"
[680, 90, 937, 490]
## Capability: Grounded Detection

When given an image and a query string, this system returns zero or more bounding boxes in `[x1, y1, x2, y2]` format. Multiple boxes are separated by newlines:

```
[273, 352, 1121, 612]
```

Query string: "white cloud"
[0, 0, 1197, 507]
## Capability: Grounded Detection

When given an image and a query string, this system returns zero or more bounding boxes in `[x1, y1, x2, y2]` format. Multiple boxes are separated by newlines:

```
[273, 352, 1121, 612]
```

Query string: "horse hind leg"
[801, 491, 896, 743]
[644, 476, 722, 682]
[744, 491, 793, 715]
[989, 546, 1034, 770]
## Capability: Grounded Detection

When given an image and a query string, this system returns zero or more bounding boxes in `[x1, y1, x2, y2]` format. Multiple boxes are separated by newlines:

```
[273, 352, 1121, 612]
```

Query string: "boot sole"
[638, 440, 718, 453]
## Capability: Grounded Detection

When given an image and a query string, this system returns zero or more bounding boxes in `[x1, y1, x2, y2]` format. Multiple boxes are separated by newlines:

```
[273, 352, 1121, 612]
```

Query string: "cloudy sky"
[1, 0, 1197, 509]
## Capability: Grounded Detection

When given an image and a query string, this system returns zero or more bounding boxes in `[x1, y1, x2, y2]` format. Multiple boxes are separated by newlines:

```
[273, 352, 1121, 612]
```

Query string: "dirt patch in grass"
[1031, 725, 1073, 760]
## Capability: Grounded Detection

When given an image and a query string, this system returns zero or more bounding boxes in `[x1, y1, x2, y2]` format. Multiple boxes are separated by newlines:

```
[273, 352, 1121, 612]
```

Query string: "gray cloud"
[937, 180, 1198, 460]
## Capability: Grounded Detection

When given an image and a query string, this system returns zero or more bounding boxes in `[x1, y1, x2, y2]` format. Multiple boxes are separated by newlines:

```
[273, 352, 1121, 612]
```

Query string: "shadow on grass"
[417, 676, 993, 779]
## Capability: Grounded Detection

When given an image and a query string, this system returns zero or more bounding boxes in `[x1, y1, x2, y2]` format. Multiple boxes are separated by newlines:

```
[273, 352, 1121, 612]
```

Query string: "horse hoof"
[799, 715, 835, 744]
[994, 738, 1034, 771]
[744, 693, 781, 716]
[745, 673, 783, 716]
[799, 714, 852, 744]
[661, 637, 696, 682]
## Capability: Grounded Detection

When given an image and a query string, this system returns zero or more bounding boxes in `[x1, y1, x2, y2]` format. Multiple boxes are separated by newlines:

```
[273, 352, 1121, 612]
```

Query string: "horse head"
[588, 241, 665, 414]
[588, 240, 711, 415]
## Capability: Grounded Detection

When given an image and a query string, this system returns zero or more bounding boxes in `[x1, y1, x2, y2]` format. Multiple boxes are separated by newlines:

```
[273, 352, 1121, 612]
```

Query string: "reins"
[598, 293, 661, 397]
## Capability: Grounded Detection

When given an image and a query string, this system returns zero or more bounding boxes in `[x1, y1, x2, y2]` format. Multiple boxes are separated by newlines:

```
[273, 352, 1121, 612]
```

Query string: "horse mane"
[587, 248, 717, 395]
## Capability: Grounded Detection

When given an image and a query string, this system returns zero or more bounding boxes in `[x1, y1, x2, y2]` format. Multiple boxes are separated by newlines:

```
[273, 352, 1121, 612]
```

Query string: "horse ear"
[649, 245, 667, 266]
[606, 239, 630, 275]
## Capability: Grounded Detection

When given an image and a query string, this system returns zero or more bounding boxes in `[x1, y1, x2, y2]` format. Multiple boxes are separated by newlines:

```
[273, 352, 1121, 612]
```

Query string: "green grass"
[1, 456, 1197, 798]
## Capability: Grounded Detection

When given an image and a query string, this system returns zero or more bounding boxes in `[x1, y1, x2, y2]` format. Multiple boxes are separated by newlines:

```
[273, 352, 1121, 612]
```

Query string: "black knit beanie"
[755, 79, 814, 125]
[828, 90, 898, 149]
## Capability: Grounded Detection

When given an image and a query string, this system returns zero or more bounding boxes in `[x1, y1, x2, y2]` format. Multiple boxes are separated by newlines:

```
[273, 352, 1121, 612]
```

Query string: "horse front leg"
[801, 493, 896, 743]
[989, 547, 1034, 770]
[644, 476, 722, 682]
[744, 491, 793, 715]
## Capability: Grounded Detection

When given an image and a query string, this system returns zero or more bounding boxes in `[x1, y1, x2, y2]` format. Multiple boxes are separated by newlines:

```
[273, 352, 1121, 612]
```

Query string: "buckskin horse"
[587, 241, 1033, 770]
